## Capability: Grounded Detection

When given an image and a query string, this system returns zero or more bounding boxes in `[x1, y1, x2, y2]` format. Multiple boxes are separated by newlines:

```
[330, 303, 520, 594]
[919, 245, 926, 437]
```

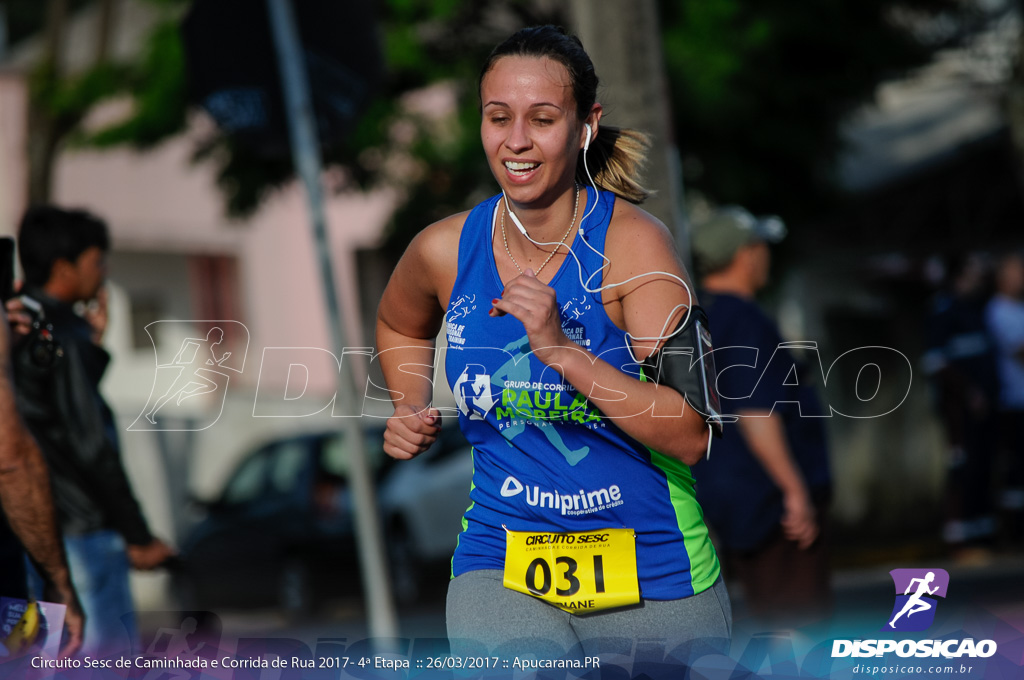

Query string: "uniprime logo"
[831, 568, 997, 660]
[885, 568, 949, 632]
[129, 321, 249, 431]
[500, 475, 624, 516]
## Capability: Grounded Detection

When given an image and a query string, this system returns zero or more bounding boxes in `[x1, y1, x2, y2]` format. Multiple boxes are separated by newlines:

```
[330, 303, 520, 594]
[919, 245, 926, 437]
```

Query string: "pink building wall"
[50, 118, 396, 396]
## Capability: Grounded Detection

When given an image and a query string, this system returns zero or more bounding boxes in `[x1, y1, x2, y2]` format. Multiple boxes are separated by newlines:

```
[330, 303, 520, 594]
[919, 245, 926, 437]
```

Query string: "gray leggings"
[446, 569, 732, 667]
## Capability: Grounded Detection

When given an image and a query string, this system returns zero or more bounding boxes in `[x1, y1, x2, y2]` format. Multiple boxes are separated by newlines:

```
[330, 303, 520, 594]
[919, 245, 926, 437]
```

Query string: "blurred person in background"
[0, 305, 84, 656]
[985, 251, 1024, 545]
[10, 206, 174, 657]
[690, 207, 833, 628]
[377, 25, 730, 664]
[922, 253, 999, 561]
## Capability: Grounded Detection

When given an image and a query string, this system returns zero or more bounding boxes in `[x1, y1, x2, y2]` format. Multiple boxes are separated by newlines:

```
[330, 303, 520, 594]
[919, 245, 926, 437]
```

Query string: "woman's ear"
[581, 104, 603, 151]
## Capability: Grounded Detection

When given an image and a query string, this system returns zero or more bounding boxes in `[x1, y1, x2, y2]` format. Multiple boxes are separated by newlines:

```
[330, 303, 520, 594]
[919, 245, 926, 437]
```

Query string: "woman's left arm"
[490, 205, 710, 464]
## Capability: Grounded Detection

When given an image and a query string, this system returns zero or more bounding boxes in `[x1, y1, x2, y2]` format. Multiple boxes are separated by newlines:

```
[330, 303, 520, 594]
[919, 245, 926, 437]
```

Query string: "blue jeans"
[28, 530, 138, 657]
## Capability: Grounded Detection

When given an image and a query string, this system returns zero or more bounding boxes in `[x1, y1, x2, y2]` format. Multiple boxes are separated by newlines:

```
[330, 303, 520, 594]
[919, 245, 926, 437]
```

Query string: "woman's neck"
[505, 185, 584, 242]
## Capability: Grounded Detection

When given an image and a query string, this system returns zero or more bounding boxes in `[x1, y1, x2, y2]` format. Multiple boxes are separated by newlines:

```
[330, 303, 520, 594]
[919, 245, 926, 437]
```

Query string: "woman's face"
[480, 56, 586, 208]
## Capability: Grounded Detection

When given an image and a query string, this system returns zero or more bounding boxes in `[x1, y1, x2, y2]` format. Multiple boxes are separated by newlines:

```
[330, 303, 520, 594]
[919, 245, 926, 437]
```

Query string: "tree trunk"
[94, 0, 115, 64]
[569, 0, 693, 265]
[26, 0, 116, 205]
[26, 0, 66, 204]
[26, 117, 59, 206]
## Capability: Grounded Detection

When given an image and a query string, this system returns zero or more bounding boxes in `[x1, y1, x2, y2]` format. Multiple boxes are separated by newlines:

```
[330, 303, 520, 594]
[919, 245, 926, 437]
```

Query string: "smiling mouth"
[504, 160, 539, 176]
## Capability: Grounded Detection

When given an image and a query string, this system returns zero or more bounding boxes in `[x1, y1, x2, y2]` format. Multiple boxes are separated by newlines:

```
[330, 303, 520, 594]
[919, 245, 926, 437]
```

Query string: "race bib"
[503, 527, 640, 613]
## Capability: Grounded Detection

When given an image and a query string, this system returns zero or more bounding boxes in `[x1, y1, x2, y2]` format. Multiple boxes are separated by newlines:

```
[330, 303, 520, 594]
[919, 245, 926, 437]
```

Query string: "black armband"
[642, 306, 725, 437]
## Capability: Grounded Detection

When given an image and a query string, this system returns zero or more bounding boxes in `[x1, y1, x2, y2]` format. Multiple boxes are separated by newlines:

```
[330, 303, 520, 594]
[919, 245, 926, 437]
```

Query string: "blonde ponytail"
[577, 125, 653, 204]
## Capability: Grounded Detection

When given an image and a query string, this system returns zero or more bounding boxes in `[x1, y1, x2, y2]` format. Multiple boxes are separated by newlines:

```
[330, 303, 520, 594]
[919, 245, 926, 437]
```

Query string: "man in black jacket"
[0, 304, 84, 656]
[14, 206, 173, 657]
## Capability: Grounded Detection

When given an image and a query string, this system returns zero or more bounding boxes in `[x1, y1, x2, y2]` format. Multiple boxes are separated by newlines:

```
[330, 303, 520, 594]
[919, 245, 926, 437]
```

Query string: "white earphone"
[584, 123, 592, 152]
[507, 200, 529, 237]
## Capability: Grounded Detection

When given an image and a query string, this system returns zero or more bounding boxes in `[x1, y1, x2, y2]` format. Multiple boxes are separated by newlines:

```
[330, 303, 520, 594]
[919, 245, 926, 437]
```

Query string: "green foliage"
[174, 0, 564, 230]
[23, 0, 190, 199]
[19, 0, 984, 244]
[371, 0, 982, 246]
[659, 0, 974, 223]
[662, 0, 770, 108]
[383, 93, 495, 255]
[30, 60, 128, 125]
[84, 20, 189, 148]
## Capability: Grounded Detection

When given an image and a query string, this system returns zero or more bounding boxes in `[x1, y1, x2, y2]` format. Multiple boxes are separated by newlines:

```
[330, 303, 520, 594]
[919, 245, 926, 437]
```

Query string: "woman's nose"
[504, 120, 531, 153]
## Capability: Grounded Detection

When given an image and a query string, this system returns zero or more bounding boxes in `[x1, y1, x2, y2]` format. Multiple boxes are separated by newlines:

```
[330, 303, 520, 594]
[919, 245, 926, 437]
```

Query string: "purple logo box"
[883, 568, 950, 632]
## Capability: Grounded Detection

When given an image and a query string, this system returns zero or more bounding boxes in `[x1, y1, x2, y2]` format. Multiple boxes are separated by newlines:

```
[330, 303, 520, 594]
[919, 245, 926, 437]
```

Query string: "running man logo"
[129, 321, 249, 431]
[883, 568, 950, 632]
[454, 364, 496, 421]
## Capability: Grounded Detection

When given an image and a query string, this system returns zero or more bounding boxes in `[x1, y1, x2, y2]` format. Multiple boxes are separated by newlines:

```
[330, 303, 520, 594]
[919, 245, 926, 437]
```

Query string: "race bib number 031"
[503, 528, 639, 613]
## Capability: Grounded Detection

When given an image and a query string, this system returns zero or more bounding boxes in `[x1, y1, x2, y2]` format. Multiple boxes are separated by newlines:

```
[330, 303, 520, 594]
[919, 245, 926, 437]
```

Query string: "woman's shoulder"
[606, 200, 675, 250]
[595, 200, 696, 329]
[604, 200, 686, 283]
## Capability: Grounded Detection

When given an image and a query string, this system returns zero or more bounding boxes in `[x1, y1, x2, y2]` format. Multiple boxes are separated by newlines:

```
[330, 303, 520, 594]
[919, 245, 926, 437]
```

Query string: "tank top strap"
[566, 186, 616, 304]
[457, 193, 503, 272]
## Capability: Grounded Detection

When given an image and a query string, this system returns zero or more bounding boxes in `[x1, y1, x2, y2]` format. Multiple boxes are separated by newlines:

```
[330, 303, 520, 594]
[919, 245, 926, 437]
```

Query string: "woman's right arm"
[376, 215, 463, 459]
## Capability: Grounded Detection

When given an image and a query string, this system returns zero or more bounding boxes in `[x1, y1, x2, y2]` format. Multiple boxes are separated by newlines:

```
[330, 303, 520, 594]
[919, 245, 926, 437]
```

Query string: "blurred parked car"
[379, 424, 475, 603]
[173, 422, 474, 612]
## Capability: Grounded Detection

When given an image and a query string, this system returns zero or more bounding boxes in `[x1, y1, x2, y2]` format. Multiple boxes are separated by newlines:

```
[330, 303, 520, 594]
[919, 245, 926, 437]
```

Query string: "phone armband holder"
[643, 305, 725, 437]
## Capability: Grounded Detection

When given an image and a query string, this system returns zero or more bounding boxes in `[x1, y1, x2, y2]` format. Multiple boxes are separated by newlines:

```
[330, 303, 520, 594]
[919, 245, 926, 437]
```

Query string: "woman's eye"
[490, 116, 510, 125]
[534, 118, 554, 126]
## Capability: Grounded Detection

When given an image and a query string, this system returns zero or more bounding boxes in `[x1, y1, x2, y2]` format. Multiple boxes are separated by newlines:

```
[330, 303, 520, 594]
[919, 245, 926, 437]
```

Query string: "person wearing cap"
[690, 206, 833, 627]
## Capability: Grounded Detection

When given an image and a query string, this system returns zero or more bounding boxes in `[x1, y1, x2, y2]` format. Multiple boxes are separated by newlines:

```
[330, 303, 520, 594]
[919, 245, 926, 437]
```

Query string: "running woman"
[376, 25, 731, 663]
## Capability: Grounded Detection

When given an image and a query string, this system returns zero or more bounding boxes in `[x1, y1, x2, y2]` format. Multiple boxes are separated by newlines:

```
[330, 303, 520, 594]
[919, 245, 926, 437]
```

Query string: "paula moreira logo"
[884, 568, 949, 632]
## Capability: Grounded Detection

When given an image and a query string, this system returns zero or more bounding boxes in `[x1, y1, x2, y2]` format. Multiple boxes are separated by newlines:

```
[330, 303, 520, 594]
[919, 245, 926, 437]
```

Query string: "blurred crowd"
[923, 250, 1024, 560]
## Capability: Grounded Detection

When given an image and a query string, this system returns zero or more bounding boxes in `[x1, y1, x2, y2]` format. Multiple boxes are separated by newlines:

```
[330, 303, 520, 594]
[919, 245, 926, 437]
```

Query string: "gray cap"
[691, 206, 786, 274]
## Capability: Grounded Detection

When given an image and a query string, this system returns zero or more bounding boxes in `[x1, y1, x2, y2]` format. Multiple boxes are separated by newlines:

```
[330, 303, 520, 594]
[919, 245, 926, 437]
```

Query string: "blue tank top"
[444, 187, 720, 600]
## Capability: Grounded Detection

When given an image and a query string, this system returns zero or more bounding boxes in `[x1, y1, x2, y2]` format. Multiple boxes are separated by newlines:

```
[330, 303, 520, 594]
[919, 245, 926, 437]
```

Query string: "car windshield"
[222, 451, 270, 505]
[320, 429, 386, 478]
[269, 440, 307, 494]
